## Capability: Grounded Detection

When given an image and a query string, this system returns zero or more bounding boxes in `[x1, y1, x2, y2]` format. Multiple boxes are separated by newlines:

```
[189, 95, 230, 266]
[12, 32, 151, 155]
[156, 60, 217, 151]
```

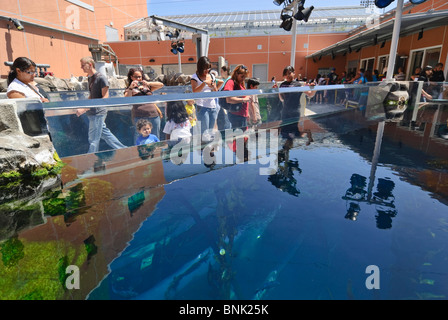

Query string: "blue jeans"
[228, 112, 247, 130]
[133, 116, 161, 144]
[87, 114, 126, 153]
[198, 106, 218, 135]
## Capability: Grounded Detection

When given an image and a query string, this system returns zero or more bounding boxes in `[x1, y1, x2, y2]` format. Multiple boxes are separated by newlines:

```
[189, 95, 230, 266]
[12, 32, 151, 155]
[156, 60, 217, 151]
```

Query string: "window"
[377, 55, 388, 74]
[408, 46, 441, 80]
[360, 57, 375, 72]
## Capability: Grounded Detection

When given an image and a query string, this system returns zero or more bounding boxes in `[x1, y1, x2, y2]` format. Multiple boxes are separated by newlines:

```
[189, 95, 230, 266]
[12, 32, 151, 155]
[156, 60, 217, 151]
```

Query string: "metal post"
[367, 120, 385, 201]
[178, 52, 182, 73]
[386, 0, 404, 80]
[290, 0, 298, 68]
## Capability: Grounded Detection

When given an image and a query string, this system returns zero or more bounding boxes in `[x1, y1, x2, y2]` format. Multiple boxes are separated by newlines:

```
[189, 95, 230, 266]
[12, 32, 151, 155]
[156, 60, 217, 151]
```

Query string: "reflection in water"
[373, 178, 397, 229]
[268, 138, 302, 197]
[2, 90, 448, 300]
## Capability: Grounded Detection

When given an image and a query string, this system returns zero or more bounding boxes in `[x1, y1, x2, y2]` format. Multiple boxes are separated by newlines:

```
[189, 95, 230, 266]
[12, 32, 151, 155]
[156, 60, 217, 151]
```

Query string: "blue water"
[86, 137, 448, 300]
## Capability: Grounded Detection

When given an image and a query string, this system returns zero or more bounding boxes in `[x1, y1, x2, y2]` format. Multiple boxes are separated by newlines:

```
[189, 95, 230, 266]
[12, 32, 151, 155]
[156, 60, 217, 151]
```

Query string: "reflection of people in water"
[268, 138, 302, 197]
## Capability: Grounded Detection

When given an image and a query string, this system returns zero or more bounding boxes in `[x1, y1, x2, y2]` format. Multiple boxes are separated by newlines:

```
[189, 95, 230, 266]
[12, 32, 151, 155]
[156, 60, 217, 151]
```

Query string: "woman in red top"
[222, 64, 251, 130]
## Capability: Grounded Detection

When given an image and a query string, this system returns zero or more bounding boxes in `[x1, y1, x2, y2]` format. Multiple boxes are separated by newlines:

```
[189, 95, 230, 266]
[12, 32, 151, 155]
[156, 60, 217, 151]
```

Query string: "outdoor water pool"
[1, 102, 447, 300]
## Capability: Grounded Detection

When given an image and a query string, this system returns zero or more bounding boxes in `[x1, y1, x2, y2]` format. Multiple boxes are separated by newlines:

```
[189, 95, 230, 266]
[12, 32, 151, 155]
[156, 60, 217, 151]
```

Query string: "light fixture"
[188, 57, 194, 61]
[293, 2, 314, 22]
[170, 40, 185, 54]
[417, 28, 423, 40]
[375, 0, 427, 8]
[331, 51, 335, 60]
[374, 0, 395, 8]
[348, 45, 352, 53]
[177, 41, 184, 53]
[9, 18, 24, 31]
[273, 0, 288, 5]
[374, 34, 378, 45]
[381, 41, 386, 48]
[149, 59, 155, 62]
[170, 41, 178, 55]
[279, 13, 293, 31]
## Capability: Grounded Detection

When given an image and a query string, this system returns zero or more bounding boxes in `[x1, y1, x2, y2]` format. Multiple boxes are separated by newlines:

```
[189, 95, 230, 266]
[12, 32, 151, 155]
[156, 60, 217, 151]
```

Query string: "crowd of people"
[5, 56, 448, 154]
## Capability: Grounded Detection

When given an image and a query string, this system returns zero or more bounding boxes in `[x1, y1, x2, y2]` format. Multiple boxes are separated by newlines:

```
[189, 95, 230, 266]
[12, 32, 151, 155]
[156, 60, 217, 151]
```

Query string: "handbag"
[219, 80, 243, 112]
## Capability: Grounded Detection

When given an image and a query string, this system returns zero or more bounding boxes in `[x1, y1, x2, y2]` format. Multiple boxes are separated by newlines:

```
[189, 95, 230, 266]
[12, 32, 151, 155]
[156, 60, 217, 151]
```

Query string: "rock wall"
[0, 72, 191, 93]
[0, 100, 59, 175]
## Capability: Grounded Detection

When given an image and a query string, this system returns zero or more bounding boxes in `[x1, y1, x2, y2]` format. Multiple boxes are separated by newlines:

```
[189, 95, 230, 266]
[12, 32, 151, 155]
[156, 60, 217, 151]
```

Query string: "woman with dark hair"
[222, 64, 251, 130]
[418, 65, 433, 101]
[162, 101, 191, 142]
[278, 65, 315, 139]
[7, 57, 49, 102]
[124, 68, 164, 141]
[191, 56, 222, 139]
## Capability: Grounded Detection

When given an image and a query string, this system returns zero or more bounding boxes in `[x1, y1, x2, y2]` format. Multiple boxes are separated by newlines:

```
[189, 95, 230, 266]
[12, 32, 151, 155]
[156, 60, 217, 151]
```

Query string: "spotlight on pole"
[9, 18, 24, 31]
[177, 41, 184, 53]
[294, 3, 314, 22]
[170, 41, 178, 54]
[374, 0, 395, 8]
[273, 0, 288, 5]
[279, 13, 293, 31]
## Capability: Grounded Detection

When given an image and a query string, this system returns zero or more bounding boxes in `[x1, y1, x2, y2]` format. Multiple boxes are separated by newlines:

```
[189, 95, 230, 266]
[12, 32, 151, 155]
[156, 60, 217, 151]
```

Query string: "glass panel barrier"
[5, 81, 447, 161]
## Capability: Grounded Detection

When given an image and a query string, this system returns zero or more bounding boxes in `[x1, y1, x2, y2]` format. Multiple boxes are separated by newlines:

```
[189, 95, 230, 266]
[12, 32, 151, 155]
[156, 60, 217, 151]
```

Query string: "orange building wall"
[107, 33, 348, 81]
[1, 0, 147, 78]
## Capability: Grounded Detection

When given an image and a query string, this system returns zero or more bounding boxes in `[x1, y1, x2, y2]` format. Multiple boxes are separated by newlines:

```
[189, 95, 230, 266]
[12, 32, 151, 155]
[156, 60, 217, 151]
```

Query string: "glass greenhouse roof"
[124, 6, 374, 40]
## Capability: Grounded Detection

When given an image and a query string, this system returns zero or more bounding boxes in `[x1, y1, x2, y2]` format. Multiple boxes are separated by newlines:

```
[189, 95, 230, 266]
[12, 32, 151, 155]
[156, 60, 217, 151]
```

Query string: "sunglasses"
[240, 65, 248, 71]
[23, 70, 37, 75]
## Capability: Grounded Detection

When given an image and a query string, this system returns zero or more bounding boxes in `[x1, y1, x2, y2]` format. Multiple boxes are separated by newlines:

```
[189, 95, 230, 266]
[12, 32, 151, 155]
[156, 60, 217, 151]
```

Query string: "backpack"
[218, 80, 243, 112]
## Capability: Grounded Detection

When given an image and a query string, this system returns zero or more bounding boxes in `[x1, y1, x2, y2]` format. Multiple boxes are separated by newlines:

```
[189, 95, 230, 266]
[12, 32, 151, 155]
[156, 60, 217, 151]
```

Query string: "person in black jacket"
[417, 65, 433, 102]
[429, 63, 445, 98]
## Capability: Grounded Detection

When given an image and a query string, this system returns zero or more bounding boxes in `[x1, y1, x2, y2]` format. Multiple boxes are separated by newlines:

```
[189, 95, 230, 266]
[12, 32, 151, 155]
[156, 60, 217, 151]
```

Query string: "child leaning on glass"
[185, 99, 197, 127]
[135, 119, 160, 145]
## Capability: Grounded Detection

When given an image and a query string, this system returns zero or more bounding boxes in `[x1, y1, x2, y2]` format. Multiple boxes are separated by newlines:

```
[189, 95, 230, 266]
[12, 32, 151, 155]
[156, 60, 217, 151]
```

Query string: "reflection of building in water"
[0, 146, 166, 300]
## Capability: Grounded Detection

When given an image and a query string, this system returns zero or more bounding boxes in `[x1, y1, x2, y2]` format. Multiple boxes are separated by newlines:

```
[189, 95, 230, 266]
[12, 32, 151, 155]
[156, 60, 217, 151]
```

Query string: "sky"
[146, 0, 392, 16]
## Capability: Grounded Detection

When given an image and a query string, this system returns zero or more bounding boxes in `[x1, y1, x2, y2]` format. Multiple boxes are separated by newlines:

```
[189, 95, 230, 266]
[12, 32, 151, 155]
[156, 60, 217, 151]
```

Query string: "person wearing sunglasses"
[7, 57, 49, 102]
[222, 64, 251, 130]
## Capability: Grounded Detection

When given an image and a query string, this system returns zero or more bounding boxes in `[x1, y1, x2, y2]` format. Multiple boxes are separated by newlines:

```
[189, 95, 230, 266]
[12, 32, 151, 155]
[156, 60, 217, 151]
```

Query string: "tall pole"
[290, 0, 298, 68]
[386, 0, 404, 80]
[178, 52, 182, 73]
